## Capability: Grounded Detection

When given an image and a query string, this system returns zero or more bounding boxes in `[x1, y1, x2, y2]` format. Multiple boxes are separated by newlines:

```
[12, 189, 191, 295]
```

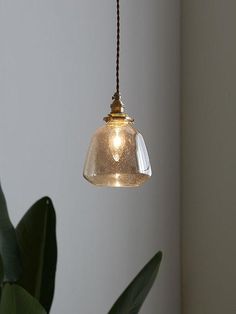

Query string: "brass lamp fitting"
[103, 93, 134, 122]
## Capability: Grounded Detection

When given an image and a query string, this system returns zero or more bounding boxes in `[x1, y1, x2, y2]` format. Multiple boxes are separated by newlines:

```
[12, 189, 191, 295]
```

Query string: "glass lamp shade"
[83, 119, 152, 187]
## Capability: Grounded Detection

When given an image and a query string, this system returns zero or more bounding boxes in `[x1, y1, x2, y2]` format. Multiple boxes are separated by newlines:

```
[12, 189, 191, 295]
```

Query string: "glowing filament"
[109, 128, 124, 162]
[113, 132, 122, 149]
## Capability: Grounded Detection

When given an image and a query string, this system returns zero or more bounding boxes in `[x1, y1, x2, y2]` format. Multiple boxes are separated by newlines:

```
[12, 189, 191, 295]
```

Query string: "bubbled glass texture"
[83, 121, 152, 187]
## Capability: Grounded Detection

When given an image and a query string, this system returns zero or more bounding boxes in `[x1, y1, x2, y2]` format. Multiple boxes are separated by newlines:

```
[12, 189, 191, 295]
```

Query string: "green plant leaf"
[108, 251, 163, 314]
[0, 284, 46, 314]
[16, 197, 57, 313]
[0, 183, 22, 282]
[0, 255, 3, 301]
[0, 255, 3, 285]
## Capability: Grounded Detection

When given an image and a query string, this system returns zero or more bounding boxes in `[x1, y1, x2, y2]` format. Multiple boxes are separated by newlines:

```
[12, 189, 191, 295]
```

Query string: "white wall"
[182, 1, 236, 313]
[0, 1, 180, 313]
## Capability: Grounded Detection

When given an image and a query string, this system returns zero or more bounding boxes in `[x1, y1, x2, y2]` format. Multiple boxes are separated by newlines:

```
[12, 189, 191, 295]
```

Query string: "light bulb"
[109, 127, 125, 162]
[83, 118, 152, 187]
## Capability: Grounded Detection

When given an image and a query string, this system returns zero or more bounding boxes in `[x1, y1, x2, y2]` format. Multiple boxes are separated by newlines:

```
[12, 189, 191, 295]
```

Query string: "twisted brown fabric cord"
[116, 0, 120, 95]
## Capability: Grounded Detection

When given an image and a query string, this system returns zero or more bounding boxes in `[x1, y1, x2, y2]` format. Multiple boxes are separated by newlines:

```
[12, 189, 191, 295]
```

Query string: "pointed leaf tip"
[16, 197, 57, 313]
[108, 251, 163, 314]
[0, 183, 22, 282]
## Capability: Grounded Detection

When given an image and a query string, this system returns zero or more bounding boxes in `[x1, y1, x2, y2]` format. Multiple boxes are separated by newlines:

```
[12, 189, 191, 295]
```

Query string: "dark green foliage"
[0, 256, 3, 285]
[108, 251, 163, 314]
[0, 183, 22, 283]
[0, 284, 46, 314]
[16, 197, 57, 313]
[0, 183, 162, 314]
[0, 184, 57, 313]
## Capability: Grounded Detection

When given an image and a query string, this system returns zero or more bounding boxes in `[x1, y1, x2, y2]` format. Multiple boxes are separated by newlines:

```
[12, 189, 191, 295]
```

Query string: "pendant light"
[83, 0, 152, 187]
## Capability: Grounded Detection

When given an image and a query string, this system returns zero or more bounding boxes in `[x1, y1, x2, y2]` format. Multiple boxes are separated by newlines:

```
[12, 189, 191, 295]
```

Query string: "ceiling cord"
[115, 0, 120, 95]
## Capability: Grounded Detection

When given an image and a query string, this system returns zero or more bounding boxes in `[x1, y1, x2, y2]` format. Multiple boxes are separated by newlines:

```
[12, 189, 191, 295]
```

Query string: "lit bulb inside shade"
[109, 127, 125, 162]
[83, 119, 152, 187]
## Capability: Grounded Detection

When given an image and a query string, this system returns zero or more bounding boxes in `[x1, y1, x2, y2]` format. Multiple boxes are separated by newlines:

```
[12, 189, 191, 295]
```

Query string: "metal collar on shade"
[103, 93, 134, 123]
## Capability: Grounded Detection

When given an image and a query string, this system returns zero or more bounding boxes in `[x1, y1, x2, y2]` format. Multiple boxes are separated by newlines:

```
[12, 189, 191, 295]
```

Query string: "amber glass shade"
[83, 119, 152, 187]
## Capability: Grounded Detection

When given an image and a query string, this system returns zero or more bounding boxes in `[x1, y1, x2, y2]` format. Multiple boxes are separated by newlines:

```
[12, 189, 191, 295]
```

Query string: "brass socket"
[103, 93, 134, 123]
